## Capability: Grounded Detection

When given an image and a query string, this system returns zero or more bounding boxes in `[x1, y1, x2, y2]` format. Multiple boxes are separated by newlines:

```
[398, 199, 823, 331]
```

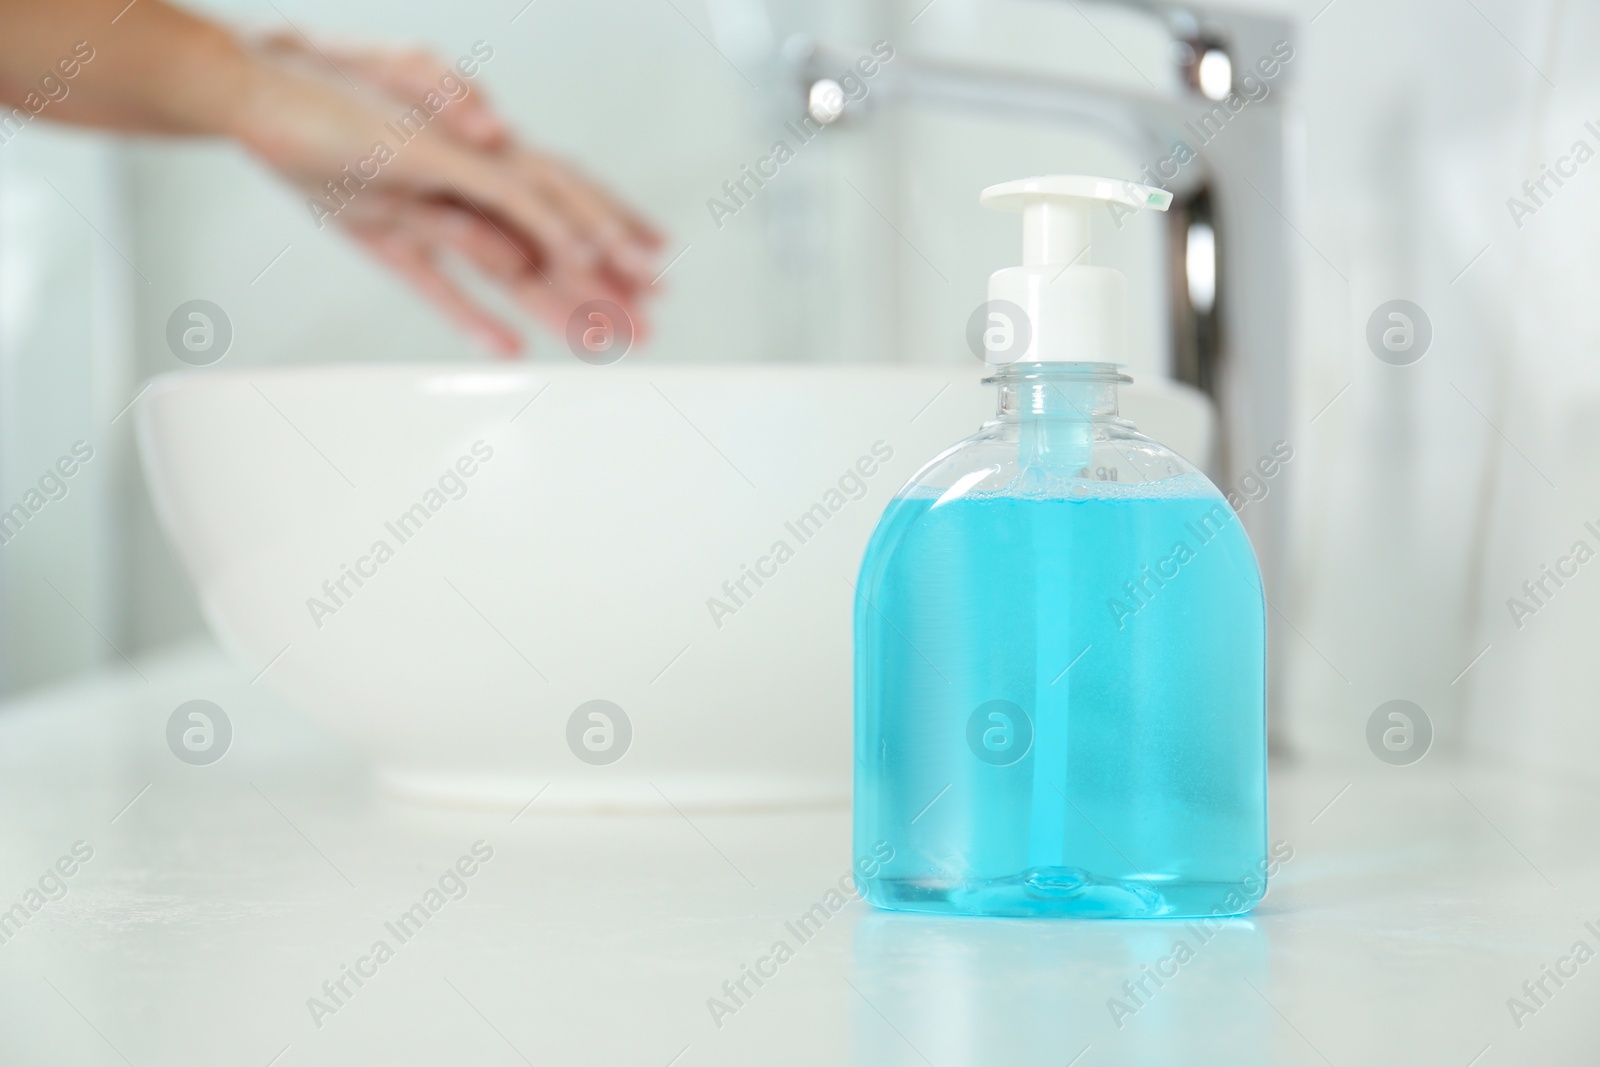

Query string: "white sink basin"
[136, 363, 1212, 810]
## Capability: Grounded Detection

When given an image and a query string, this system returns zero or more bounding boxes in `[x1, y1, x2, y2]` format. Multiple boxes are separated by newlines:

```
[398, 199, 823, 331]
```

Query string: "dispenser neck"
[985, 362, 1123, 421]
[1021, 200, 1090, 266]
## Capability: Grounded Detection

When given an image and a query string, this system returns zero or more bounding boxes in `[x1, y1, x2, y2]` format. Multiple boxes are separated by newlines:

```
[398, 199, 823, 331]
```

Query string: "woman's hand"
[0, 0, 662, 355]
[232, 35, 663, 355]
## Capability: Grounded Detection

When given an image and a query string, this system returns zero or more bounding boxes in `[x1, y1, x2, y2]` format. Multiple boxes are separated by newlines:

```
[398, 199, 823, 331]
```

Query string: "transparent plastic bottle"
[852, 178, 1268, 919]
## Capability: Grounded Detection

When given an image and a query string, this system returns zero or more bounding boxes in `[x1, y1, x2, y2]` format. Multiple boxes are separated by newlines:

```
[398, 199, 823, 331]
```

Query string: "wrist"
[168, 23, 257, 137]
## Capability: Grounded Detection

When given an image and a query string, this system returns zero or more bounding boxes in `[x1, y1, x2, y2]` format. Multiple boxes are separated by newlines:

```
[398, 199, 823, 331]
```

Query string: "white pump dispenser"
[979, 175, 1172, 365]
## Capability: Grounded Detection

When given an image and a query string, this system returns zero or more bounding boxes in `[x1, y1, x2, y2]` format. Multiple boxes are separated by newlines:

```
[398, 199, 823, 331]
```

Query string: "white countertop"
[0, 644, 1594, 1066]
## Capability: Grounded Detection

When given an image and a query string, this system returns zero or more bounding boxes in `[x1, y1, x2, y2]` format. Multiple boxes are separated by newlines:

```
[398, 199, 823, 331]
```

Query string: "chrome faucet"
[791, 1, 1299, 738]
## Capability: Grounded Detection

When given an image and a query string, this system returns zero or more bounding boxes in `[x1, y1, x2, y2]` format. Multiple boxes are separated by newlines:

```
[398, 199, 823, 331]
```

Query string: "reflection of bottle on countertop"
[852, 176, 1268, 918]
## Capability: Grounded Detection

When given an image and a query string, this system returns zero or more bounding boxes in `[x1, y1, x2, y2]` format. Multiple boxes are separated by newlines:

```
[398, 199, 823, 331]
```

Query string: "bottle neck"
[985, 362, 1125, 421]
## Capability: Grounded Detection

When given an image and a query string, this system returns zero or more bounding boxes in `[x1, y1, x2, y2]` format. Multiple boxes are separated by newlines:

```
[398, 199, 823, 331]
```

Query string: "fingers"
[405, 197, 650, 342]
[434, 148, 665, 305]
[349, 225, 523, 357]
[426, 157, 588, 282]
[512, 152, 661, 289]
[347, 195, 650, 348]
[532, 152, 664, 250]
[429, 157, 660, 343]
[404, 200, 531, 281]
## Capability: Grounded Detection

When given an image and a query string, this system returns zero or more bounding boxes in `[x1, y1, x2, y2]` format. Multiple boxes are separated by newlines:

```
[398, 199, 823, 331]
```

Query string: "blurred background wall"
[3, 0, 1595, 775]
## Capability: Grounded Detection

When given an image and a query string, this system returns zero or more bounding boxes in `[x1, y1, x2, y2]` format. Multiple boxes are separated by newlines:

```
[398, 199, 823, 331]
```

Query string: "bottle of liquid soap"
[853, 176, 1268, 918]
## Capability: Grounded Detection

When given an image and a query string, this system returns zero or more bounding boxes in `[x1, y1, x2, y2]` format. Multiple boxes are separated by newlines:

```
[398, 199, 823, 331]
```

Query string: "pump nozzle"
[978, 175, 1170, 365]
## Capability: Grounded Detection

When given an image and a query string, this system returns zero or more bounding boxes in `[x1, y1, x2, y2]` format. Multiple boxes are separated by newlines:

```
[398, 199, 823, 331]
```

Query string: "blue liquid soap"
[852, 368, 1268, 918]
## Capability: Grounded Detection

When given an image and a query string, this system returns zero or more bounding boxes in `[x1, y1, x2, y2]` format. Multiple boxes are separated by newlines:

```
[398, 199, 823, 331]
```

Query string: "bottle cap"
[979, 175, 1171, 365]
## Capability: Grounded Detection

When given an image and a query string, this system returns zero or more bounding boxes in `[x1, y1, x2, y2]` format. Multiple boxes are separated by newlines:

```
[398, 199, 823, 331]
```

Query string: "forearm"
[0, 0, 252, 135]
